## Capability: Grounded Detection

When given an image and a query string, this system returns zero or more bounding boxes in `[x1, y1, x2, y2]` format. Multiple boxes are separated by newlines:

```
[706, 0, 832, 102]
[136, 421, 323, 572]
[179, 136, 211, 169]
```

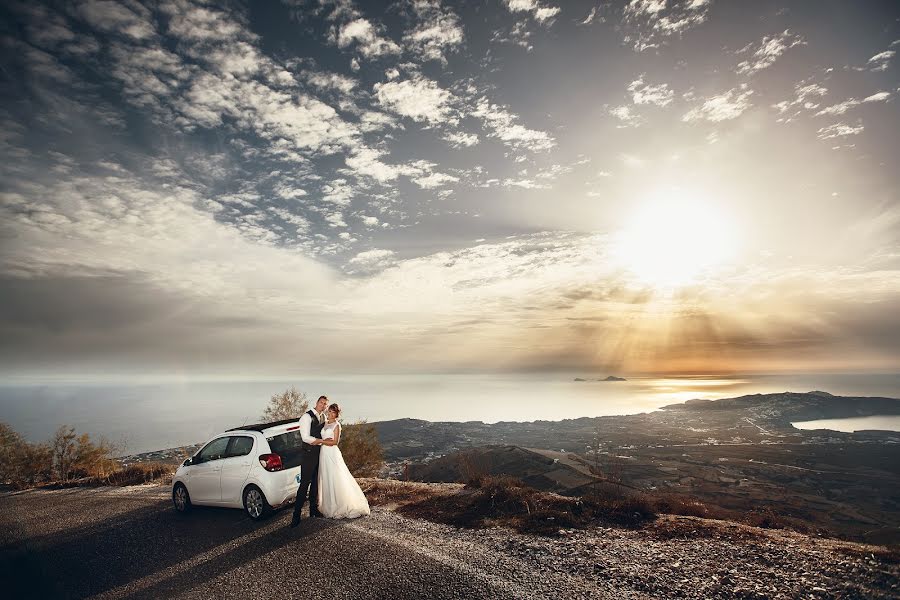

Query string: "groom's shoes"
[310, 509, 324, 518]
[289, 514, 301, 528]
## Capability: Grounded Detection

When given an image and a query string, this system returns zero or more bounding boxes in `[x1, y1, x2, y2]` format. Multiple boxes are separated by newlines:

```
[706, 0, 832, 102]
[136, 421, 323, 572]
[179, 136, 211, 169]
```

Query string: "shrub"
[261, 386, 309, 421]
[340, 421, 384, 477]
[0, 423, 53, 489]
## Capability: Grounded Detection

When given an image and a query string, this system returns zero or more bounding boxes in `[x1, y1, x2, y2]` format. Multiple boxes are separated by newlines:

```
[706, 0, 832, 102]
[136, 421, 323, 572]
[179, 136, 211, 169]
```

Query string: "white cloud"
[273, 182, 308, 200]
[326, 211, 348, 227]
[414, 172, 460, 189]
[345, 147, 407, 182]
[609, 105, 643, 127]
[580, 7, 600, 25]
[333, 18, 401, 57]
[503, 0, 561, 25]
[269, 206, 311, 230]
[321, 179, 355, 206]
[358, 215, 380, 227]
[628, 76, 674, 106]
[374, 76, 455, 124]
[471, 97, 554, 152]
[736, 30, 805, 76]
[816, 91, 891, 116]
[404, 1, 465, 64]
[622, 0, 712, 51]
[444, 131, 480, 148]
[683, 87, 754, 122]
[346, 248, 396, 274]
[78, 0, 155, 40]
[162, 0, 243, 42]
[303, 71, 357, 93]
[868, 50, 895, 72]
[817, 123, 864, 140]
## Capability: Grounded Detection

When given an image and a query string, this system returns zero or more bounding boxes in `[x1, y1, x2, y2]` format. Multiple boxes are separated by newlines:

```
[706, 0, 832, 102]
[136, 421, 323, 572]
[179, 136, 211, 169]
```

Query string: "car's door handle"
[240, 462, 251, 467]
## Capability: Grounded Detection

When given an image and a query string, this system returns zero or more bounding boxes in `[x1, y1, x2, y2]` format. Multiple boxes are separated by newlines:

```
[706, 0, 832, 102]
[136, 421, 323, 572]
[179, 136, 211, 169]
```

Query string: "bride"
[317, 402, 371, 519]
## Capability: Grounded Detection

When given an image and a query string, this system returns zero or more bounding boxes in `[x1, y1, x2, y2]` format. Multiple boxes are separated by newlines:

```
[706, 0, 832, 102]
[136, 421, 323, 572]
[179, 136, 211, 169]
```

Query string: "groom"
[289, 395, 328, 527]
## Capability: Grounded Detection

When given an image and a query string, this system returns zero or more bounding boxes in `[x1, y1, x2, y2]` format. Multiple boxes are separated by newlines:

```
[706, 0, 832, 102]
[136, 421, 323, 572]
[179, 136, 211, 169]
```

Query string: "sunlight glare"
[613, 190, 738, 288]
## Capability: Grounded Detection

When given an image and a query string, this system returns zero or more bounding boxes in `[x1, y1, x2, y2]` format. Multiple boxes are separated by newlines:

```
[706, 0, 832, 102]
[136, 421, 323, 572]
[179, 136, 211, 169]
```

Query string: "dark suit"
[293, 409, 324, 519]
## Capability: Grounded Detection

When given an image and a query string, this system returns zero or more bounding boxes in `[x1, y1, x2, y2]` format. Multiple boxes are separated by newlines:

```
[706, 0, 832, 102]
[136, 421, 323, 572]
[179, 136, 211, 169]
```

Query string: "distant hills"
[377, 391, 900, 544]
[574, 375, 626, 381]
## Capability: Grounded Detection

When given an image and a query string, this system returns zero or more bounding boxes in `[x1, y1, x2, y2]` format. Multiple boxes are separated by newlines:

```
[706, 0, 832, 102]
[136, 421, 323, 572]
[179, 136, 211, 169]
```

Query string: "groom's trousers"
[293, 447, 320, 518]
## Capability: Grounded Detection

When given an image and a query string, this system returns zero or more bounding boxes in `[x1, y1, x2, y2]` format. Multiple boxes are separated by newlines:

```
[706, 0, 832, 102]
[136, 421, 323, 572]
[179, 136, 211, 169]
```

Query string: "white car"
[172, 419, 305, 520]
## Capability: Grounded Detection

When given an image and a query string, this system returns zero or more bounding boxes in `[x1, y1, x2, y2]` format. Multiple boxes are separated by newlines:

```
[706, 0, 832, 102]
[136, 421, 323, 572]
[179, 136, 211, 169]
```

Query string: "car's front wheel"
[243, 485, 272, 520]
[173, 483, 192, 514]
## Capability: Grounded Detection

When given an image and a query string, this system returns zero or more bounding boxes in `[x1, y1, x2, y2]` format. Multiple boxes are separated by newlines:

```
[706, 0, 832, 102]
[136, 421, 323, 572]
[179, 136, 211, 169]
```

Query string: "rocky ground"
[2, 480, 896, 599]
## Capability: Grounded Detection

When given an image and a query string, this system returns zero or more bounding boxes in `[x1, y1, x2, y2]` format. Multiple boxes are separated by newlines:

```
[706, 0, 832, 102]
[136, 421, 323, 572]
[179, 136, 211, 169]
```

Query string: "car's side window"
[227, 436, 254, 457]
[196, 437, 230, 463]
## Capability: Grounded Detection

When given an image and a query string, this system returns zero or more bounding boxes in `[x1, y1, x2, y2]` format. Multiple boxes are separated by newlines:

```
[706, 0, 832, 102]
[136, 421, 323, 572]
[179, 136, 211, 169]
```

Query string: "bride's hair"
[327, 402, 341, 419]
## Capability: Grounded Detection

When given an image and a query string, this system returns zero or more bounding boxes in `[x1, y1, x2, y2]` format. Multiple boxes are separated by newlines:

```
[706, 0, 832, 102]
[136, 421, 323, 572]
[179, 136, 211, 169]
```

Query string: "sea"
[1, 372, 898, 455]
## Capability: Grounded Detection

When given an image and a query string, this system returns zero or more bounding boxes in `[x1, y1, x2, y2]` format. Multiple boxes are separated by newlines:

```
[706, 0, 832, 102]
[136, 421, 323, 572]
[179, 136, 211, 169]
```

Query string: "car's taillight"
[258, 453, 283, 472]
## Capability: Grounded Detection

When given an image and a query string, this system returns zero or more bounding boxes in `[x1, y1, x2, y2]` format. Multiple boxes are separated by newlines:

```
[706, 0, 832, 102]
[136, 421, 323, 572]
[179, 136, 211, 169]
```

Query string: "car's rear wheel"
[243, 485, 271, 520]
[173, 483, 192, 514]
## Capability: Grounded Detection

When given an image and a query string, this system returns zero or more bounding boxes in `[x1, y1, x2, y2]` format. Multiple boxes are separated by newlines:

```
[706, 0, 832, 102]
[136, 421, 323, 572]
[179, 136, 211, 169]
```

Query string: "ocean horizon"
[2, 372, 898, 455]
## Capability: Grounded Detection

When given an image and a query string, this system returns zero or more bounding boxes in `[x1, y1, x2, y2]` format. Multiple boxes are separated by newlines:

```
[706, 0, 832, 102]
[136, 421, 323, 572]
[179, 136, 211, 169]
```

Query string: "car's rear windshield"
[266, 430, 304, 469]
[267, 430, 303, 453]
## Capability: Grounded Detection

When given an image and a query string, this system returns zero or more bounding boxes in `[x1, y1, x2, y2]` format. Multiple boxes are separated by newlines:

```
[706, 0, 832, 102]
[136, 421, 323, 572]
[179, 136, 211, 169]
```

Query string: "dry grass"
[369, 475, 659, 536]
[51, 462, 175, 488]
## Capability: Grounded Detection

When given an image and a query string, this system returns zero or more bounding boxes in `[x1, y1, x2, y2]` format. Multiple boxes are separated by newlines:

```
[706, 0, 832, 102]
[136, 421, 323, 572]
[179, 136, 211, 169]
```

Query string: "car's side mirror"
[183, 458, 193, 467]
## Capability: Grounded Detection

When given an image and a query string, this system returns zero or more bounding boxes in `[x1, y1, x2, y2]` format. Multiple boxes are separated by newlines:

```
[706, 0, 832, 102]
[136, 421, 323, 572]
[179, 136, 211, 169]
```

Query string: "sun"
[612, 190, 738, 288]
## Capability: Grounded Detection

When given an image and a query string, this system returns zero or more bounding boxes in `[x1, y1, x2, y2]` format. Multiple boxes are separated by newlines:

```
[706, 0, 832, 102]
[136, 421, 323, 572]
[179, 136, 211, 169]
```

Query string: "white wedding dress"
[317, 421, 371, 519]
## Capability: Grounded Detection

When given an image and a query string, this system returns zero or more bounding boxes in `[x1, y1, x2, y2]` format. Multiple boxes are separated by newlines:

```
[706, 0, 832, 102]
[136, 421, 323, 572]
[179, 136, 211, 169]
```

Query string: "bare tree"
[0, 422, 24, 484]
[261, 386, 309, 421]
[51, 425, 77, 481]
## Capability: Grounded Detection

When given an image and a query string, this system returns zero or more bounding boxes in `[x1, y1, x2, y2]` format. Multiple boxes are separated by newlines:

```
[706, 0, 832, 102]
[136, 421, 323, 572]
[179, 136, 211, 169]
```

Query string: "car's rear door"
[219, 435, 256, 505]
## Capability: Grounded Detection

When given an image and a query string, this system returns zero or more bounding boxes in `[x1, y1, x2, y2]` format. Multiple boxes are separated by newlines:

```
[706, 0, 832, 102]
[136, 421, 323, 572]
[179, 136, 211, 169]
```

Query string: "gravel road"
[1, 484, 897, 599]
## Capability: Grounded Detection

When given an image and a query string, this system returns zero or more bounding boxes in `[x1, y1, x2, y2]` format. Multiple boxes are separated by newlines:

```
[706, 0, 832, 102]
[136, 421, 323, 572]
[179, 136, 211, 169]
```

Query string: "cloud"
[374, 76, 455, 124]
[628, 76, 674, 106]
[77, 0, 155, 40]
[346, 248, 397, 274]
[867, 50, 895, 72]
[413, 172, 460, 189]
[333, 18, 401, 57]
[302, 70, 357, 93]
[580, 7, 600, 26]
[772, 82, 828, 122]
[321, 179, 355, 206]
[609, 105, 643, 127]
[621, 0, 713, 52]
[162, 0, 245, 41]
[471, 97, 555, 152]
[444, 131, 480, 148]
[403, 1, 465, 64]
[817, 123, 864, 140]
[683, 87, 753, 122]
[503, 0, 561, 25]
[816, 90, 891, 116]
[736, 30, 805, 76]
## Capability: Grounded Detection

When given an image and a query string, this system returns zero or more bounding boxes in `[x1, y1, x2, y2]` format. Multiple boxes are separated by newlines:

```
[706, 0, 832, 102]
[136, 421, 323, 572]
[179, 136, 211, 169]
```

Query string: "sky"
[0, 0, 898, 379]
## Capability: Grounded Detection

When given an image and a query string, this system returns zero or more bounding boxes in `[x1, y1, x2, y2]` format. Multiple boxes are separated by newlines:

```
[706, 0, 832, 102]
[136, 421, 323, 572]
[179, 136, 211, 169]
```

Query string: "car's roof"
[226, 418, 301, 433]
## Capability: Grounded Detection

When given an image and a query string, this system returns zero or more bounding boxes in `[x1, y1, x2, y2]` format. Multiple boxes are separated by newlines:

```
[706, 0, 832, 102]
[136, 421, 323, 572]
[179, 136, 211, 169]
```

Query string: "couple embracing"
[289, 395, 370, 527]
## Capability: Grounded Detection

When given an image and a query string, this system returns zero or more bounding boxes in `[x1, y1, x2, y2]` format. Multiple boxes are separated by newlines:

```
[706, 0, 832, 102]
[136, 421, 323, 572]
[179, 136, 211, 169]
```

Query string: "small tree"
[51, 425, 78, 481]
[339, 421, 384, 477]
[0, 422, 24, 484]
[73, 433, 117, 479]
[261, 386, 309, 421]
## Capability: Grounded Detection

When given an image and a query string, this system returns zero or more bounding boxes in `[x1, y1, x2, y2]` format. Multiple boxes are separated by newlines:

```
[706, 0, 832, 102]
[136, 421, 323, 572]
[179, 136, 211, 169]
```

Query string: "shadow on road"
[0, 493, 341, 600]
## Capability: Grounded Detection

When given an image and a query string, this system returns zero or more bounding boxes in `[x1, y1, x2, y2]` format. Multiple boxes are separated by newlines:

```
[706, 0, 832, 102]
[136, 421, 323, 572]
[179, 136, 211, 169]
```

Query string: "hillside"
[377, 392, 900, 544]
